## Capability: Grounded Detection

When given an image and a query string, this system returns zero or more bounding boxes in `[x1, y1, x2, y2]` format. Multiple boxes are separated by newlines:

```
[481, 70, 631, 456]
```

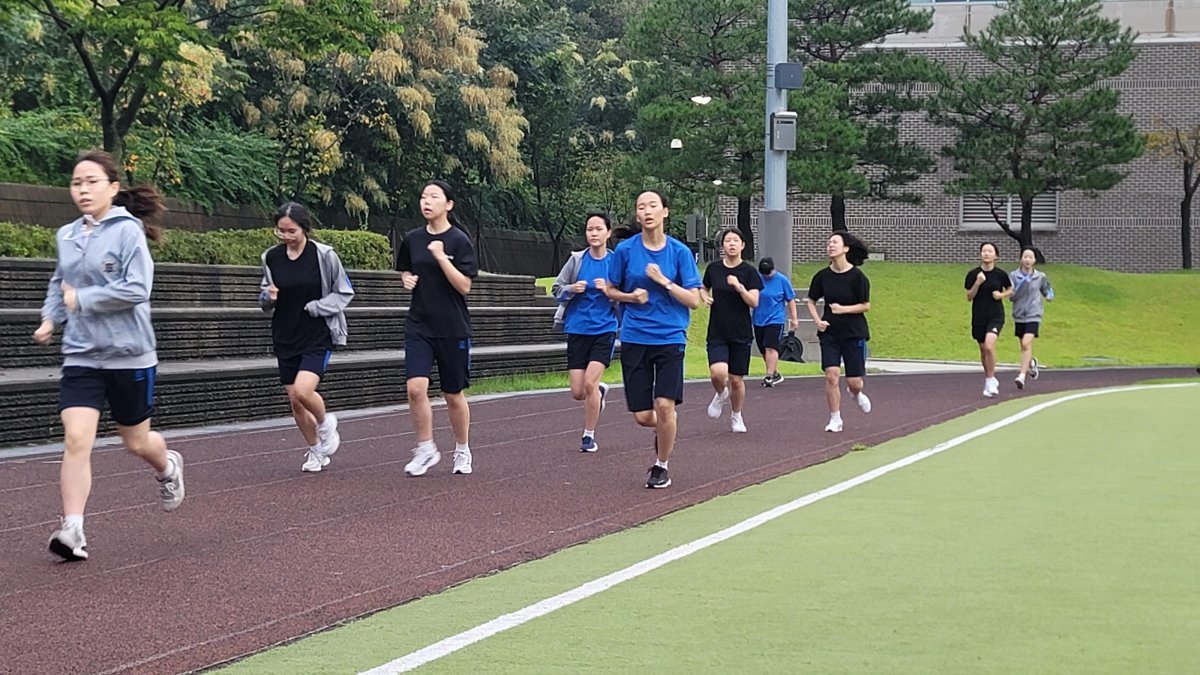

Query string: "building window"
[959, 193, 1058, 232]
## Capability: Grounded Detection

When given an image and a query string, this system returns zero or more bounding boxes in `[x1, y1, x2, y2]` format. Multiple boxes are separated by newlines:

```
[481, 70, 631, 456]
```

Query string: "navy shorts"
[1014, 322, 1040, 338]
[819, 338, 867, 378]
[58, 365, 157, 426]
[707, 340, 752, 376]
[567, 332, 616, 370]
[278, 350, 332, 386]
[620, 343, 686, 413]
[754, 324, 785, 354]
[972, 318, 1005, 343]
[406, 333, 472, 394]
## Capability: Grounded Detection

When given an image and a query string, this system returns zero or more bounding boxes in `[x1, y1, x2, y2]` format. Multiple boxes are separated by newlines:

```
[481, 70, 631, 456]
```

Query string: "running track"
[0, 366, 1190, 674]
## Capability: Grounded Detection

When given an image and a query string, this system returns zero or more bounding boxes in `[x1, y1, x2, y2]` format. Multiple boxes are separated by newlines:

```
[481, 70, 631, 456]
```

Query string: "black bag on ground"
[778, 330, 804, 363]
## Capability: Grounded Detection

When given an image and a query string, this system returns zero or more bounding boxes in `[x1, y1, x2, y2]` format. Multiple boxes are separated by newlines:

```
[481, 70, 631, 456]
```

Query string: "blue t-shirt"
[608, 235, 701, 345]
[753, 272, 796, 326]
[564, 253, 619, 335]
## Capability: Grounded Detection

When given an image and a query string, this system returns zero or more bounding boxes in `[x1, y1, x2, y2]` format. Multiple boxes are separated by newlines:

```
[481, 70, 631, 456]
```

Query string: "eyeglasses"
[70, 178, 113, 188]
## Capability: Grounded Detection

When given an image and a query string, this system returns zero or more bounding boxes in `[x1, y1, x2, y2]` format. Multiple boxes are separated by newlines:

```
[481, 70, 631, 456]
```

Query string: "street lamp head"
[670, 138, 683, 149]
[690, 95, 712, 105]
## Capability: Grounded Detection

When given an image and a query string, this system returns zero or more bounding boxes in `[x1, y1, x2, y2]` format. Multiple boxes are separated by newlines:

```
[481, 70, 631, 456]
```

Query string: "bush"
[0, 221, 58, 258]
[0, 222, 393, 270]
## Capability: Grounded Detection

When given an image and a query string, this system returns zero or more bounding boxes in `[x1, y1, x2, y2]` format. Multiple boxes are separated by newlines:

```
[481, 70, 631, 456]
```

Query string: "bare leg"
[709, 362, 729, 394]
[1019, 334, 1035, 378]
[581, 362, 606, 430]
[407, 377, 434, 443]
[729, 374, 746, 413]
[445, 392, 470, 445]
[981, 334, 999, 378]
[59, 407, 101, 517]
[117, 419, 169, 473]
[285, 382, 320, 446]
[846, 376, 865, 396]
[824, 367, 842, 414]
[764, 348, 780, 377]
[653, 398, 677, 463]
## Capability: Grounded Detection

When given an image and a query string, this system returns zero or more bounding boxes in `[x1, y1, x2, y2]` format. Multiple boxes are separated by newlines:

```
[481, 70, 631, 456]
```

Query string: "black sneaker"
[580, 435, 598, 453]
[646, 465, 671, 489]
[770, 372, 785, 385]
[761, 376, 774, 388]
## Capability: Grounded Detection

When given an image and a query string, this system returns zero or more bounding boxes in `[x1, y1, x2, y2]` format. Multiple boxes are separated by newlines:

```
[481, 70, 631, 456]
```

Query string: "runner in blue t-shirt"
[605, 190, 701, 489]
[551, 212, 618, 452]
[751, 257, 799, 387]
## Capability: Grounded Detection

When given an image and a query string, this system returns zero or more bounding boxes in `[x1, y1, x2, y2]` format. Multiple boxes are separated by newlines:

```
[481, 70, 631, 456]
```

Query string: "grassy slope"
[538, 262, 1200, 368]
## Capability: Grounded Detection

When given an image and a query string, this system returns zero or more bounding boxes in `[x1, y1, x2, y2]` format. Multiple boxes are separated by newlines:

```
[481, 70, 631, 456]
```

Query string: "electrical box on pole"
[774, 63, 805, 90]
[770, 111, 798, 152]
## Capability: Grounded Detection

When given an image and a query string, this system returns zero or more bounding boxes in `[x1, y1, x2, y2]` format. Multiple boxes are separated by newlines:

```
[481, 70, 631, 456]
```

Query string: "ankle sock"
[583, 429, 595, 439]
[157, 456, 176, 480]
[455, 442, 470, 453]
[655, 459, 668, 469]
[63, 514, 84, 529]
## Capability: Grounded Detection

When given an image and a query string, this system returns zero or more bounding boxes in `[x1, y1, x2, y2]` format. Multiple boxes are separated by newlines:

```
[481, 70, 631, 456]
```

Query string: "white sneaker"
[824, 417, 843, 433]
[157, 450, 185, 512]
[452, 448, 473, 475]
[1015, 374, 1026, 390]
[48, 520, 88, 562]
[1030, 358, 1040, 380]
[854, 391, 872, 414]
[302, 448, 330, 473]
[598, 382, 609, 413]
[983, 378, 999, 398]
[707, 388, 729, 419]
[405, 444, 441, 476]
[317, 413, 340, 456]
[731, 413, 747, 433]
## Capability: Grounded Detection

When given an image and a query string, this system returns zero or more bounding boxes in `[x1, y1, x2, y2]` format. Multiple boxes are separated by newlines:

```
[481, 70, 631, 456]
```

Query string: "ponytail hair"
[76, 149, 166, 242]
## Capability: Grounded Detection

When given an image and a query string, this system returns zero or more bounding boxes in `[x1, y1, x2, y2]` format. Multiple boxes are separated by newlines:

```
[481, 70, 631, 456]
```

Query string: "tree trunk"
[1019, 196, 1036, 253]
[737, 195, 755, 261]
[1183, 162, 1195, 270]
[830, 193, 846, 231]
[100, 97, 118, 156]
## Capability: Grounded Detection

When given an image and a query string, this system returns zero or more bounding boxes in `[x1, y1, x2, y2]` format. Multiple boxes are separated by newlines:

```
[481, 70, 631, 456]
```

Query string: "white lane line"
[360, 383, 1196, 674]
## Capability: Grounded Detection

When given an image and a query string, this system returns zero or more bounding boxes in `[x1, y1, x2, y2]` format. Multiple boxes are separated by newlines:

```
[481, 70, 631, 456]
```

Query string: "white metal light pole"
[761, 0, 797, 278]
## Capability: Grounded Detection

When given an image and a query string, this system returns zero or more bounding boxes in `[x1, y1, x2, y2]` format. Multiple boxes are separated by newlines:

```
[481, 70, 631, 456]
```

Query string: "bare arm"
[805, 298, 829, 332]
[828, 301, 871, 315]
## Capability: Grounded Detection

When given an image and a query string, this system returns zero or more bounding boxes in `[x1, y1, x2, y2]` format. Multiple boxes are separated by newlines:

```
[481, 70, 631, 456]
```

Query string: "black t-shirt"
[397, 224, 479, 338]
[703, 261, 763, 343]
[964, 266, 1011, 324]
[266, 241, 332, 358]
[807, 266, 871, 341]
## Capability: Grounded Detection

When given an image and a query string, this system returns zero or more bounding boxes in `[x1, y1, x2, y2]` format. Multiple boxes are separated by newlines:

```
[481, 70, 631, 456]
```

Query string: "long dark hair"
[832, 230, 869, 267]
[75, 149, 166, 242]
[274, 202, 314, 233]
[424, 180, 468, 233]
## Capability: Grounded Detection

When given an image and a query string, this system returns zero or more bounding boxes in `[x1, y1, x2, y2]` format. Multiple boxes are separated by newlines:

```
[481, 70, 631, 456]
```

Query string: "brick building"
[724, 0, 1200, 271]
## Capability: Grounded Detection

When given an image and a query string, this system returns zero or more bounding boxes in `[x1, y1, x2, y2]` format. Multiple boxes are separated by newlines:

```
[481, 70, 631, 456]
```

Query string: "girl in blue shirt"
[551, 212, 618, 452]
[605, 190, 702, 489]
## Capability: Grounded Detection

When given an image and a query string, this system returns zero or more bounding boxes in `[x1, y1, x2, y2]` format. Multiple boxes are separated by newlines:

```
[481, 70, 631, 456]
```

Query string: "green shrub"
[0, 221, 393, 270]
[0, 221, 58, 258]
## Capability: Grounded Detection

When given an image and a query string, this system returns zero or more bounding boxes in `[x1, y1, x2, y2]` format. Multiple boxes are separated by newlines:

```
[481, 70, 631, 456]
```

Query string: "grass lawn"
[537, 262, 1200, 369]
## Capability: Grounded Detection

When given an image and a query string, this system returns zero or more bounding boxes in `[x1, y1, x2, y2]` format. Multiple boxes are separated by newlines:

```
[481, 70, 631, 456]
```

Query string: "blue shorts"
[406, 333, 472, 394]
[57, 366, 156, 426]
[278, 350, 332, 386]
[706, 340, 752, 376]
[566, 332, 616, 370]
[819, 337, 867, 378]
[620, 343, 685, 413]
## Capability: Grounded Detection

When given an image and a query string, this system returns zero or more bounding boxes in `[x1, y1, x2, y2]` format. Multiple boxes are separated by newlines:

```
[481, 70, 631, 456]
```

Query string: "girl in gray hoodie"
[34, 150, 185, 562]
[1009, 246, 1055, 389]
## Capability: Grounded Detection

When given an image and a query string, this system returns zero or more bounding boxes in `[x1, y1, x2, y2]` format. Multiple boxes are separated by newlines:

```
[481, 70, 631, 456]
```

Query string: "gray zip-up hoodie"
[551, 248, 617, 332]
[258, 241, 355, 346]
[41, 206, 158, 369]
[1009, 268, 1054, 322]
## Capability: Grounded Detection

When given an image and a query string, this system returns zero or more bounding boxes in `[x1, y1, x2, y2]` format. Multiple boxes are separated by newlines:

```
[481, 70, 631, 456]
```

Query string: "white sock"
[310, 443, 323, 454]
[157, 456, 176, 480]
[418, 439, 437, 452]
[318, 416, 333, 431]
[455, 442, 470, 453]
[583, 429, 595, 439]
[655, 459, 668, 469]
[63, 514, 84, 529]
[731, 411, 743, 421]
[830, 411, 843, 422]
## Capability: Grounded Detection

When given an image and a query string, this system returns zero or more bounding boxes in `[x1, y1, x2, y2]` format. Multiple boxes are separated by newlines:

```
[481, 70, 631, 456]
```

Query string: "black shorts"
[566, 332, 616, 370]
[620, 343, 686, 413]
[707, 340, 752, 376]
[278, 350, 332, 386]
[819, 337, 867, 378]
[754, 324, 785, 354]
[1014, 322, 1040, 338]
[972, 318, 1005, 343]
[57, 365, 157, 426]
[406, 333, 472, 394]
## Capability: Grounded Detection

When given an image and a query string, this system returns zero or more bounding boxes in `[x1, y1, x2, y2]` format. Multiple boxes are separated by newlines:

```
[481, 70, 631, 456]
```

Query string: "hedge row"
[0, 221, 393, 270]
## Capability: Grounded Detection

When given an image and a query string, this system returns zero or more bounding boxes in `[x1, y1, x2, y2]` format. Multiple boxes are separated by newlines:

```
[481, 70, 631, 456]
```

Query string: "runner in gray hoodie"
[33, 150, 184, 562]
[1009, 246, 1055, 389]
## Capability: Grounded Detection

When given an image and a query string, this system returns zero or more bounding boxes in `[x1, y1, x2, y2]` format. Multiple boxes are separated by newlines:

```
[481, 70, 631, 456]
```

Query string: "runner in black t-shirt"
[260, 202, 354, 473]
[964, 241, 1012, 398]
[700, 228, 762, 433]
[805, 231, 873, 433]
[396, 180, 479, 477]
